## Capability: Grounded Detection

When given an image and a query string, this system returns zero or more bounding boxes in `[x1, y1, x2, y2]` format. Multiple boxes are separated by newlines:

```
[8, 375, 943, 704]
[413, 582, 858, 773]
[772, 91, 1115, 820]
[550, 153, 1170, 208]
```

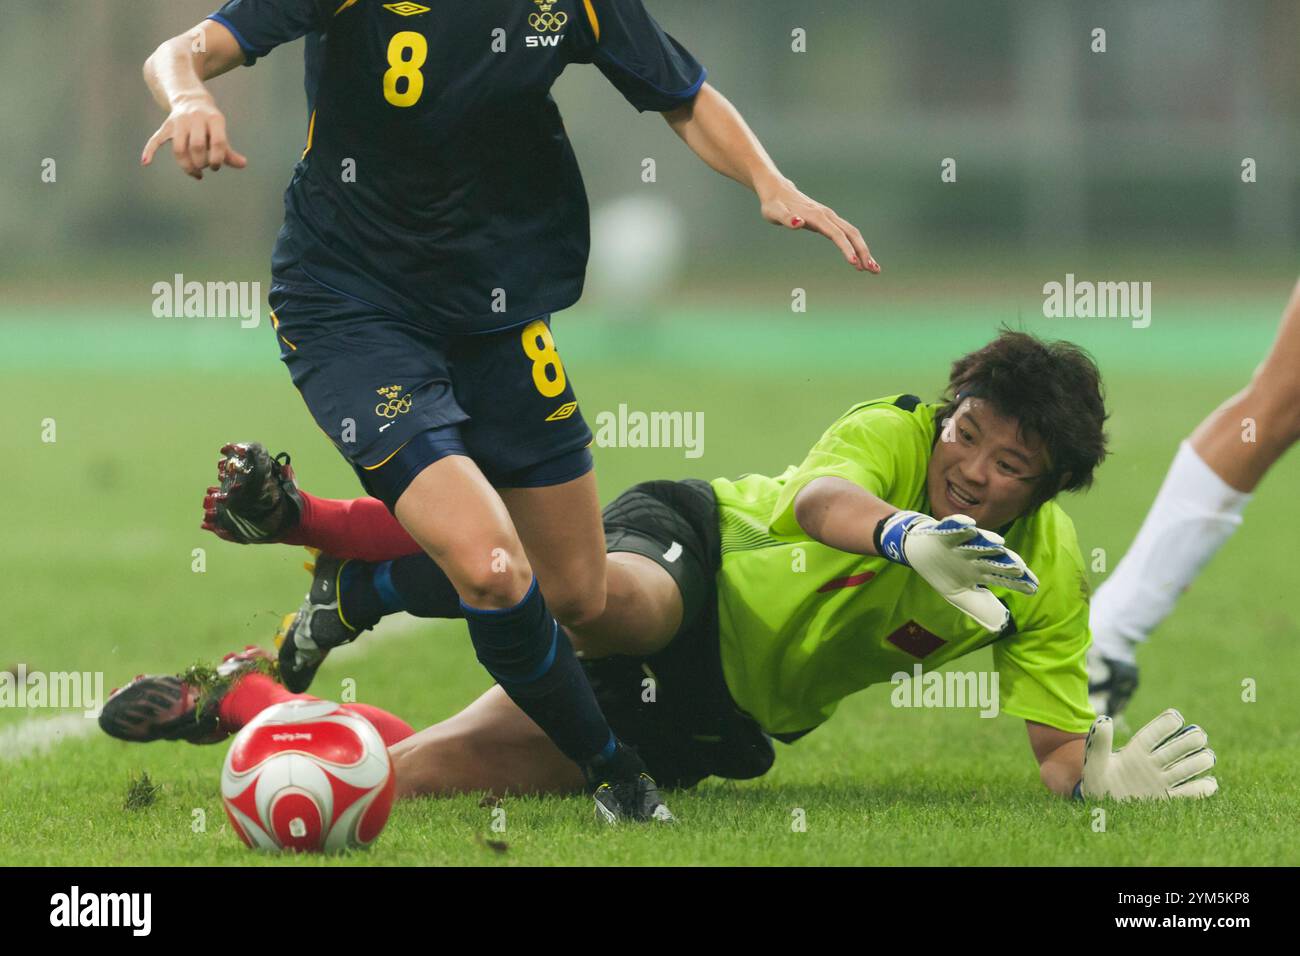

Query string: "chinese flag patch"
[886, 620, 946, 658]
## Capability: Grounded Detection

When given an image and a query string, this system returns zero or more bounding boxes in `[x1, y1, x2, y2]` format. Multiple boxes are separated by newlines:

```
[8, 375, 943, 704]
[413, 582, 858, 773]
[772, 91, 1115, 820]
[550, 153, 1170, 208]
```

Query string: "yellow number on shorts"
[521, 320, 567, 399]
[383, 32, 427, 108]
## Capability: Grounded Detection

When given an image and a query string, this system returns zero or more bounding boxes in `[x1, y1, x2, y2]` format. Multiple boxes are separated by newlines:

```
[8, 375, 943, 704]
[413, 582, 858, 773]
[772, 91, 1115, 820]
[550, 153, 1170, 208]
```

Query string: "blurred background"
[4, 0, 1300, 299]
[3, 2, 1300, 854]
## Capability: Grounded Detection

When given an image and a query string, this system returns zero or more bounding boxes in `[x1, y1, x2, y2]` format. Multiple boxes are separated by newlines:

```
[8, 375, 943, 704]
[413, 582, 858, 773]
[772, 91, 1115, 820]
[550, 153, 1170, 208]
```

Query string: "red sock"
[218, 674, 415, 747]
[341, 704, 416, 747]
[218, 673, 304, 734]
[281, 491, 423, 561]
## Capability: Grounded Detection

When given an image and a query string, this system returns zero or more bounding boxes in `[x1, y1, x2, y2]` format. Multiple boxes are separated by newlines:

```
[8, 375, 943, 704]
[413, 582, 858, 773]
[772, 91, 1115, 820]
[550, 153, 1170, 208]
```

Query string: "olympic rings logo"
[374, 395, 413, 418]
[529, 11, 567, 31]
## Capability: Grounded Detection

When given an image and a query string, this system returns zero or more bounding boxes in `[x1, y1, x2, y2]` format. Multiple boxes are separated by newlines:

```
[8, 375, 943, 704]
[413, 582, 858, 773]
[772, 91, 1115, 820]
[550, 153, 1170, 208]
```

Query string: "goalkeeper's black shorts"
[587, 479, 778, 789]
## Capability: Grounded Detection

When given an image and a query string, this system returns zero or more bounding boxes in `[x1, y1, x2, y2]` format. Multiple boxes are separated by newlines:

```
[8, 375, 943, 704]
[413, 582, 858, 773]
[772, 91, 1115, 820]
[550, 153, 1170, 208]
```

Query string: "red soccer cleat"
[99, 646, 277, 745]
[202, 442, 304, 544]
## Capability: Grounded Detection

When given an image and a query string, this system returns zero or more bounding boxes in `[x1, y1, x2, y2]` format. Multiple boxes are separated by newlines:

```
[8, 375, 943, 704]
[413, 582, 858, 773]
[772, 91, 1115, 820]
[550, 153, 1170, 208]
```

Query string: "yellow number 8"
[383, 32, 427, 108]
[521, 320, 567, 398]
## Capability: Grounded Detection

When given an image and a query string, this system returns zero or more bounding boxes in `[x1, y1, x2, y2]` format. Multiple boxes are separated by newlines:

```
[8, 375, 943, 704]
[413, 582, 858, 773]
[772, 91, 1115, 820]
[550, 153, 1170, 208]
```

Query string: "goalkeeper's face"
[927, 398, 1049, 529]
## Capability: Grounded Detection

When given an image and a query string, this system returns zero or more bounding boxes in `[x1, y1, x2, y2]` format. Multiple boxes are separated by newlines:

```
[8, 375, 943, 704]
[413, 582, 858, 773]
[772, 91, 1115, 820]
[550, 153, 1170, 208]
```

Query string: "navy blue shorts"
[268, 273, 593, 507]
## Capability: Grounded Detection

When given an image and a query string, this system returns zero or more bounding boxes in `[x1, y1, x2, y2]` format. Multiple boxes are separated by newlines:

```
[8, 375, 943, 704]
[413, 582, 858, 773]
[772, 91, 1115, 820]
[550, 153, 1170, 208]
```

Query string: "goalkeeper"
[105, 332, 1216, 803]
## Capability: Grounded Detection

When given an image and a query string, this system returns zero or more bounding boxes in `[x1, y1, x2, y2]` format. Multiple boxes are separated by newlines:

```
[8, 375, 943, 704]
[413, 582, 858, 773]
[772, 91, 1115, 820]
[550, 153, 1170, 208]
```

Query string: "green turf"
[1, 302, 1297, 865]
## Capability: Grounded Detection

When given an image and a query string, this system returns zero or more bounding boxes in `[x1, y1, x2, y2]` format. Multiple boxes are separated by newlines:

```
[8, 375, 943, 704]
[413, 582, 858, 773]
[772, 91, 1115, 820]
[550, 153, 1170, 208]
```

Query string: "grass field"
[2, 297, 1298, 866]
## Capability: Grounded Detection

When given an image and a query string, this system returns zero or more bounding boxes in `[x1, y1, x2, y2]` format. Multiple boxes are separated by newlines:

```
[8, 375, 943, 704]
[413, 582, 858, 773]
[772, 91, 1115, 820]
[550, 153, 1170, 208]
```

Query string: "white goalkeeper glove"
[1077, 708, 1218, 801]
[875, 510, 1038, 632]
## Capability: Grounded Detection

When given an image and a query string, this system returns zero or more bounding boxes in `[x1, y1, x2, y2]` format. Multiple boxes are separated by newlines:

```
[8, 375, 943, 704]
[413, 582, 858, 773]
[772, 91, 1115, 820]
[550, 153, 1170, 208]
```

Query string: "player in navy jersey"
[141, 0, 877, 824]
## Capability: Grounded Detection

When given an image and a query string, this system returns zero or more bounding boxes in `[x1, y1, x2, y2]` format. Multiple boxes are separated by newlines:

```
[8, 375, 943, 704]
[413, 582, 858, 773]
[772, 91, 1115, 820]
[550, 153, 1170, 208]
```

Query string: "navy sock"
[340, 553, 465, 625]
[461, 578, 616, 769]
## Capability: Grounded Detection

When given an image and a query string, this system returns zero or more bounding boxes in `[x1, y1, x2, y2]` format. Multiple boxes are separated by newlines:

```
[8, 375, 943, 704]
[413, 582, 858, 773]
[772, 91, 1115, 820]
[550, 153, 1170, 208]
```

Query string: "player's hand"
[141, 95, 247, 180]
[1079, 709, 1218, 801]
[758, 177, 879, 274]
[876, 511, 1037, 632]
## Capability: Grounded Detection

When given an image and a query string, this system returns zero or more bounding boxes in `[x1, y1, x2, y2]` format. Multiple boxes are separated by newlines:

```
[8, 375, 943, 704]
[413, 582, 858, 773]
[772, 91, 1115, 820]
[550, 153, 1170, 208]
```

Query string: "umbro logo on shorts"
[546, 400, 578, 422]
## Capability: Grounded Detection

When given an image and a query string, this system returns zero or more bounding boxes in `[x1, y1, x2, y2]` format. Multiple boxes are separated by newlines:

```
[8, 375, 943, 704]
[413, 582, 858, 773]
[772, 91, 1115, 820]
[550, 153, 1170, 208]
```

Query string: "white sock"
[1090, 441, 1252, 662]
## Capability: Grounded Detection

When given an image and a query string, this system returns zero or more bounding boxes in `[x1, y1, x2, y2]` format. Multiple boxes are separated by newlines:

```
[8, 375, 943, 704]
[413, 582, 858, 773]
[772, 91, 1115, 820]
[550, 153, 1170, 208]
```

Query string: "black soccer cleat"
[585, 743, 675, 825]
[276, 552, 370, 693]
[99, 646, 276, 745]
[202, 441, 304, 544]
[1087, 645, 1140, 720]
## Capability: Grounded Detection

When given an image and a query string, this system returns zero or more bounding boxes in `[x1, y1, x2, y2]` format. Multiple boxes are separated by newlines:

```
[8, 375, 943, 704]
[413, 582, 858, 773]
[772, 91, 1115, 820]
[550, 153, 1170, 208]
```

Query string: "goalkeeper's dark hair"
[938, 329, 1109, 510]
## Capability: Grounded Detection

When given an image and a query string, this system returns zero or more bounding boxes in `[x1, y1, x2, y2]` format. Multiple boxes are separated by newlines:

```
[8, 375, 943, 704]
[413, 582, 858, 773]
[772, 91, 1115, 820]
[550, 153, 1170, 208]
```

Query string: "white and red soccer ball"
[220, 699, 395, 852]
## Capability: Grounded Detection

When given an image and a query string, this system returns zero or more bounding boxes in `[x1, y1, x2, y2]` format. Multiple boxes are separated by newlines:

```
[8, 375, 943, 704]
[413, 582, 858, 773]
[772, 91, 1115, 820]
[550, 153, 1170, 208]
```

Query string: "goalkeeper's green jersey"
[710, 395, 1095, 736]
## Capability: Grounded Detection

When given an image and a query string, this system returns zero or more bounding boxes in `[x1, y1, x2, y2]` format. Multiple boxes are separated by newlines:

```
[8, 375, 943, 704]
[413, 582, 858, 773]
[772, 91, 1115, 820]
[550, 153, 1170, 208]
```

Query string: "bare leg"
[391, 455, 619, 771]
[584, 552, 683, 657]
[385, 479, 687, 800]
[384, 554, 684, 797]
[390, 685, 584, 799]
[1189, 278, 1300, 491]
[394, 455, 534, 609]
[1090, 279, 1300, 695]
[501, 476, 683, 657]
[498, 472, 608, 626]
[382, 547, 683, 799]
[266, 470, 685, 658]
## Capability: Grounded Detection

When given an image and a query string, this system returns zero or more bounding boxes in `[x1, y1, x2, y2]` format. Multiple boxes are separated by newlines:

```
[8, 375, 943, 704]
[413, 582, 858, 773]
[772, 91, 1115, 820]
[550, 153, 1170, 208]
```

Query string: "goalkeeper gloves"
[1077, 708, 1218, 801]
[875, 510, 1038, 632]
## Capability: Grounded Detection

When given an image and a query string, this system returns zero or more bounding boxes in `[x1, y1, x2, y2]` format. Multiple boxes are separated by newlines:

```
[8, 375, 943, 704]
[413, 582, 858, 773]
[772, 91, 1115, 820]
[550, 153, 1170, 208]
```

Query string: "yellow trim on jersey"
[301, 110, 317, 160]
[333, 0, 360, 15]
[362, 439, 411, 471]
[270, 310, 297, 350]
[582, 0, 600, 41]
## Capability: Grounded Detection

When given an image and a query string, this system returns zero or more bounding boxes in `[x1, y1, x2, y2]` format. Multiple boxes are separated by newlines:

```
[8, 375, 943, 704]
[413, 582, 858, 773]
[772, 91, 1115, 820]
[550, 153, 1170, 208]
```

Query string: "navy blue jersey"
[207, 0, 706, 332]
[302, 30, 323, 113]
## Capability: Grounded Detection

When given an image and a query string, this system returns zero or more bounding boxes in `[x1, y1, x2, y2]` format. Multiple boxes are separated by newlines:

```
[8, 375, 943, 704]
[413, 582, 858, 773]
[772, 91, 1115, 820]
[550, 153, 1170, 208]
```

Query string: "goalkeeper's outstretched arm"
[1028, 711, 1218, 801]
[793, 476, 1037, 633]
[792, 475, 896, 554]
[1027, 720, 1086, 798]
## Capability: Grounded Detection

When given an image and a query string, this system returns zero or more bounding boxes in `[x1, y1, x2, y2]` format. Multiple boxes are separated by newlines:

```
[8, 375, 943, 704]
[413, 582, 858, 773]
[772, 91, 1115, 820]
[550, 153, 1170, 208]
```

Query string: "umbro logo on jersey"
[383, 2, 430, 16]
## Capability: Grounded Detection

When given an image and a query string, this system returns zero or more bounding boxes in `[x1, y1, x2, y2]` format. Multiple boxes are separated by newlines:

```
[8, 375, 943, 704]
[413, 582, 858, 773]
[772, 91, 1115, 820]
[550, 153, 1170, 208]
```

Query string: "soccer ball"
[220, 699, 395, 852]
